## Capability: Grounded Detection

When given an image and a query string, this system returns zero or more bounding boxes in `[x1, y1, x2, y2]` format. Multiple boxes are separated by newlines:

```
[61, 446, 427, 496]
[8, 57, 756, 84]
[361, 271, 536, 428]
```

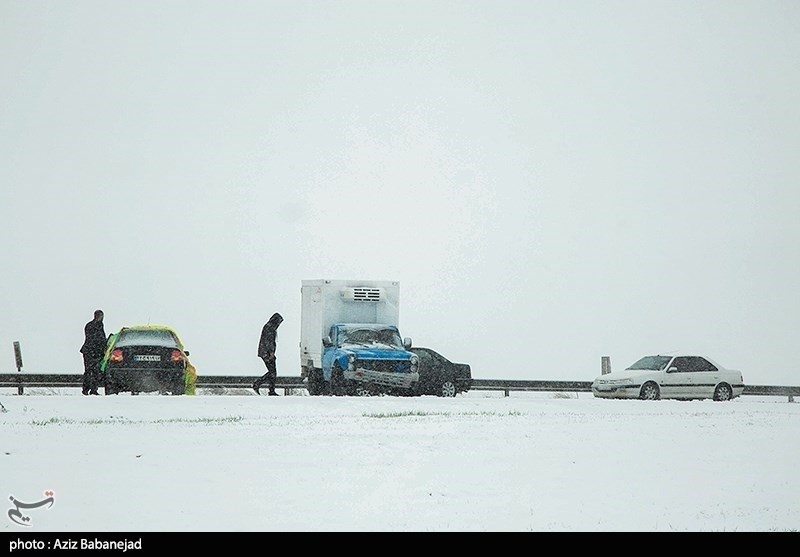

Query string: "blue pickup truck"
[321, 323, 420, 396]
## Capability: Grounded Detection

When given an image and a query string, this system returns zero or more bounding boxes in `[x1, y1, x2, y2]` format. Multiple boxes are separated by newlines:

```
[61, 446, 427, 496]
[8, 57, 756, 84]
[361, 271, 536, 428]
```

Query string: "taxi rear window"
[115, 329, 179, 349]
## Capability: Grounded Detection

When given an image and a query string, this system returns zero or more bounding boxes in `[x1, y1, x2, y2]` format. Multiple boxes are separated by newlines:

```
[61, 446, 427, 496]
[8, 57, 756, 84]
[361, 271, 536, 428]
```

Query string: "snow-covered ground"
[1, 389, 798, 532]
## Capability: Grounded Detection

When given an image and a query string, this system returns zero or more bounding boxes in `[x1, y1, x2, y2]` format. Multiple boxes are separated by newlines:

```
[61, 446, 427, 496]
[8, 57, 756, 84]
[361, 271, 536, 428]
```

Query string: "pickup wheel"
[307, 368, 324, 396]
[331, 365, 348, 396]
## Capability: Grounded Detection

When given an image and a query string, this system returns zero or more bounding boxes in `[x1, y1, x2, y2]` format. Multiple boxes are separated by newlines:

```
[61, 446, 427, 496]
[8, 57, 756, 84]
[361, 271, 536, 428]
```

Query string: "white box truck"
[300, 279, 419, 396]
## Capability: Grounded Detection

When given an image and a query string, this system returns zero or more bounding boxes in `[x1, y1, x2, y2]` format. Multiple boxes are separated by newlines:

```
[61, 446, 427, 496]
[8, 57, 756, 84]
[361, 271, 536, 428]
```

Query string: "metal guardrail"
[0, 374, 307, 394]
[471, 379, 593, 392]
[0, 373, 797, 401]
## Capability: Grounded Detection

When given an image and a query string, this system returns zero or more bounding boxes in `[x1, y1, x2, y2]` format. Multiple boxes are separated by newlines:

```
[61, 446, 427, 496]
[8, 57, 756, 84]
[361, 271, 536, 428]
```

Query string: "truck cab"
[322, 323, 419, 395]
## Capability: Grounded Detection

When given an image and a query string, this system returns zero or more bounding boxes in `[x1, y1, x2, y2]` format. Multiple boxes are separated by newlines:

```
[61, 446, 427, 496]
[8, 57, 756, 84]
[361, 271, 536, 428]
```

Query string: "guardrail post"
[790, 395, 795, 403]
[13, 341, 23, 395]
[601, 356, 611, 375]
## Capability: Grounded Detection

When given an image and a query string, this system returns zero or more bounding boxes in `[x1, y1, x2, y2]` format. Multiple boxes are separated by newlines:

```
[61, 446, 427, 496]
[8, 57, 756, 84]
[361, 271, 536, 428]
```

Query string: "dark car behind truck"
[409, 347, 472, 397]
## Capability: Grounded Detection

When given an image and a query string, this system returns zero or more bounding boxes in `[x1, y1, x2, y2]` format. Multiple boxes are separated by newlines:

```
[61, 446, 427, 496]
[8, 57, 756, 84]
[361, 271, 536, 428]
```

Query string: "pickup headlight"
[347, 354, 356, 371]
[409, 354, 419, 373]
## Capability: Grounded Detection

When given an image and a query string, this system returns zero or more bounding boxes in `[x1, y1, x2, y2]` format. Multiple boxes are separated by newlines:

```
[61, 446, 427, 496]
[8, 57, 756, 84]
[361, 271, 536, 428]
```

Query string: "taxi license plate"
[134, 355, 161, 362]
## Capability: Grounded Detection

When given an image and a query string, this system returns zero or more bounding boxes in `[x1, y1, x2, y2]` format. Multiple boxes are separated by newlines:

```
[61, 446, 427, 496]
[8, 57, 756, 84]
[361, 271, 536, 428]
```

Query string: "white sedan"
[591, 354, 745, 401]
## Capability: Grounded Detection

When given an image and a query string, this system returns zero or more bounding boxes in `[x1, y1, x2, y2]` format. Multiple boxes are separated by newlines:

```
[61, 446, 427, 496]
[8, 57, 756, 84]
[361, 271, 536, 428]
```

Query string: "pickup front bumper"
[346, 368, 419, 389]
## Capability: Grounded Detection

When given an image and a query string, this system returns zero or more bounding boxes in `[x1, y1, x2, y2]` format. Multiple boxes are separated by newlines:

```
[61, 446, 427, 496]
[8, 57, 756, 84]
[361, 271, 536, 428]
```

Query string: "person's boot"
[268, 390, 278, 396]
[252, 381, 261, 395]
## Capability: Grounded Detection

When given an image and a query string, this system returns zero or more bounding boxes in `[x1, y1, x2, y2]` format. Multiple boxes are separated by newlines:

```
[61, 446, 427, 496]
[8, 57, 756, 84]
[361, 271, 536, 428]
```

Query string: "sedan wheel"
[713, 383, 733, 401]
[639, 382, 660, 401]
[439, 380, 457, 398]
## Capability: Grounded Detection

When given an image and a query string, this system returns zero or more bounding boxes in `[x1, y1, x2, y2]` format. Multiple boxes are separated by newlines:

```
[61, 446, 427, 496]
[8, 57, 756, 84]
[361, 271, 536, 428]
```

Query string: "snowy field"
[1, 389, 798, 533]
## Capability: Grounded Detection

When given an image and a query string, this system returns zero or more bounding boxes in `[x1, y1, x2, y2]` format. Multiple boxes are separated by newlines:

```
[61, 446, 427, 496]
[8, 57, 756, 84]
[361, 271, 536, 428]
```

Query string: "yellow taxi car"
[101, 325, 197, 395]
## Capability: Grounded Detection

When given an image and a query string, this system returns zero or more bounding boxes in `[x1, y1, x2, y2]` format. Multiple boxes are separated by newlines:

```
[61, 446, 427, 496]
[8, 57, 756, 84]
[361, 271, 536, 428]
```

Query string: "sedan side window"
[688, 357, 717, 372]
[671, 357, 691, 372]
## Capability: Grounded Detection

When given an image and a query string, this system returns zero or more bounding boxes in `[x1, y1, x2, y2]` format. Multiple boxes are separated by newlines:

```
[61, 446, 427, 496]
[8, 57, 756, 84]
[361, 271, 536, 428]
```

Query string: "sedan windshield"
[626, 355, 672, 371]
[115, 329, 180, 349]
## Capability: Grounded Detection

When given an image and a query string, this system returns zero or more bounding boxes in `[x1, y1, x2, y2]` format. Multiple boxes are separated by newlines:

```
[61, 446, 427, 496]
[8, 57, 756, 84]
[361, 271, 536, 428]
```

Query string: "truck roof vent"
[341, 287, 384, 302]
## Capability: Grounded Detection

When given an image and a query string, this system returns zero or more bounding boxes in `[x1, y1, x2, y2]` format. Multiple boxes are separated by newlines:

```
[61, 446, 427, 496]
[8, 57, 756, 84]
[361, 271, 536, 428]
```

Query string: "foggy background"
[2, 1, 798, 385]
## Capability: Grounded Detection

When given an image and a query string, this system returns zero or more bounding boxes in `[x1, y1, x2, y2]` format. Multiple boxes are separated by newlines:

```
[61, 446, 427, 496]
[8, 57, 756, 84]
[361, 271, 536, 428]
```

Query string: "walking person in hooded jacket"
[254, 312, 283, 395]
[80, 309, 107, 395]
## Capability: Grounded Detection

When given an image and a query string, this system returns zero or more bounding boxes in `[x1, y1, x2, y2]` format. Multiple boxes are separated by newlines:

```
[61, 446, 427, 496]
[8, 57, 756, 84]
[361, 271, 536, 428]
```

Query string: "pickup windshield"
[341, 328, 403, 348]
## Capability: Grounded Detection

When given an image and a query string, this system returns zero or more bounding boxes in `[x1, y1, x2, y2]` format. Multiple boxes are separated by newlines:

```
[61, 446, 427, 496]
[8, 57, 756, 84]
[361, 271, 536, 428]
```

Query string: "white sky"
[2, 390, 798, 532]
[1, 1, 799, 386]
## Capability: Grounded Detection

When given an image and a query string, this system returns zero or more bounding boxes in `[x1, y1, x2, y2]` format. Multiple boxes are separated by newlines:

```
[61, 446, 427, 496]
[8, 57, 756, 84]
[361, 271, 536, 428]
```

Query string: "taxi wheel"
[171, 378, 185, 395]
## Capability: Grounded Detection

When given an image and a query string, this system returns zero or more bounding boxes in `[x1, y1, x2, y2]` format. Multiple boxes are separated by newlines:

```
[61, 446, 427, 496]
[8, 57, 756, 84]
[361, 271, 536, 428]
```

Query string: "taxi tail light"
[170, 350, 184, 363]
[109, 349, 123, 363]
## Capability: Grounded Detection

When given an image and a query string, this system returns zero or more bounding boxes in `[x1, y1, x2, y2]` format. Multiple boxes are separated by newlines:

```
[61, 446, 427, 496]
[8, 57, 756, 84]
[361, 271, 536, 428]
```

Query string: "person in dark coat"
[254, 312, 283, 395]
[80, 309, 107, 395]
